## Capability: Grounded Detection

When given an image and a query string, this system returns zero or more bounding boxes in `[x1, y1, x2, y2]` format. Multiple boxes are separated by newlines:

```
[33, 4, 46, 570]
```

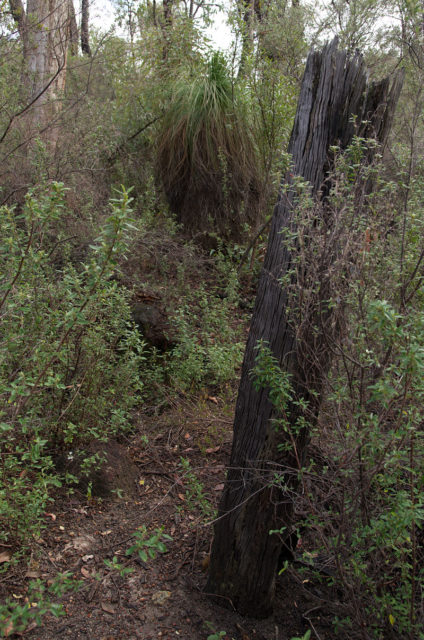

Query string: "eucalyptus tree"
[114, 0, 218, 61]
[8, 0, 78, 146]
[314, 0, 395, 51]
[234, 0, 308, 78]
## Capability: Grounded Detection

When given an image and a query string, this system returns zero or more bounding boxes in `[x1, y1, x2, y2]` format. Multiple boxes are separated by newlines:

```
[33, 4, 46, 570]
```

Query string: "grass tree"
[157, 52, 260, 243]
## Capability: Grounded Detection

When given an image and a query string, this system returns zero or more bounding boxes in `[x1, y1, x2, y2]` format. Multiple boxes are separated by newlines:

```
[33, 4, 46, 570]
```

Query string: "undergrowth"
[167, 284, 244, 392]
[0, 183, 144, 547]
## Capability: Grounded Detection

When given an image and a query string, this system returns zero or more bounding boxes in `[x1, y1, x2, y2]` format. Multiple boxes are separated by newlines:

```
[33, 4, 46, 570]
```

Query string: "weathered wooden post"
[205, 39, 403, 617]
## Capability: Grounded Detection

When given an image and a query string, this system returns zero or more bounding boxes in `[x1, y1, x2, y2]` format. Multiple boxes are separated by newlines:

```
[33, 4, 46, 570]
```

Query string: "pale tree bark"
[26, 1, 70, 111]
[9, 0, 76, 147]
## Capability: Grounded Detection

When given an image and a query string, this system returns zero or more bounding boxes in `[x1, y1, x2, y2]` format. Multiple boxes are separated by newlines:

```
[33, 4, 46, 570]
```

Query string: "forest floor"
[1, 393, 339, 640]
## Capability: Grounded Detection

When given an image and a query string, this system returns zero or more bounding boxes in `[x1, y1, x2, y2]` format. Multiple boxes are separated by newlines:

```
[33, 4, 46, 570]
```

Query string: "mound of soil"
[56, 440, 140, 499]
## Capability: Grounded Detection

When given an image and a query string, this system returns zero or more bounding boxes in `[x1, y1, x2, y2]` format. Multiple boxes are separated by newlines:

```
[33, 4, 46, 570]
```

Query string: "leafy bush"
[179, 457, 215, 520]
[102, 525, 172, 578]
[313, 146, 424, 639]
[166, 285, 244, 391]
[250, 141, 424, 638]
[0, 183, 145, 546]
[126, 525, 172, 562]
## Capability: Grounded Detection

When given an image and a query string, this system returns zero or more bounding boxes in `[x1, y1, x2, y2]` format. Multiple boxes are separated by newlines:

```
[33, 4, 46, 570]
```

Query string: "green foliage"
[0, 572, 81, 638]
[290, 632, 311, 640]
[3, 3, 424, 636]
[248, 140, 424, 637]
[179, 457, 215, 520]
[0, 183, 145, 546]
[316, 0, 391, 51]
[207, 632, 227, 640]
[326, 291, 424, 637]
[167, 285, 244, 392]
[251, 341, 309, 449]
[125, 526, 172, 562]
[249, 56, 297, 189]
[251, 340, 293, 411]
[157, 51, 260, 239]
[322, 149, 424, 638]
[101, 525, 171, 580]
[205, 621, 230, 639]
[103, 555, 135, 578]
[305, 147, 424, 636]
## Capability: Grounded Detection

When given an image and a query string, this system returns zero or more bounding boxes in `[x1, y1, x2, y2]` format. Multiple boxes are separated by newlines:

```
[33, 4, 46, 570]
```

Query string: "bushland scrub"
[0, 1, 424, 639]
[0, 184, 145, 547]
[251, 141, 424, 638]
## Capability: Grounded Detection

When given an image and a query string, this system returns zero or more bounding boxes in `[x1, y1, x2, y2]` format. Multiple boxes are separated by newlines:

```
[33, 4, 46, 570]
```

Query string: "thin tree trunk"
[206, 38, 403, 618]
[237, 0, 255, 79]
[161, 0, 173, 59]
[81, 0, 91, 55]
[69, 0, 78, 55]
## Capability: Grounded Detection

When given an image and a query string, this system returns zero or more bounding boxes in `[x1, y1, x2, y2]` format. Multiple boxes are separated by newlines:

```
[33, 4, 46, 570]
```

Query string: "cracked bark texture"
[205, 38, 403, 617]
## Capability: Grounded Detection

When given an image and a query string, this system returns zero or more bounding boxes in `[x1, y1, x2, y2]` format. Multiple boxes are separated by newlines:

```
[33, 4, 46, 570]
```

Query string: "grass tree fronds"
[157, 52, 260, 242]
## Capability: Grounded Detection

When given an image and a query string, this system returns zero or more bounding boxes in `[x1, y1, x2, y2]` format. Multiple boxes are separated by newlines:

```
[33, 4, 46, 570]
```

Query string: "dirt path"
[2, 398, 335, 640]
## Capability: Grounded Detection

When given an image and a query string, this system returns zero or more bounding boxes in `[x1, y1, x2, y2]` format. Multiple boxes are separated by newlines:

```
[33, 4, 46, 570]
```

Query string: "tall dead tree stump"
[205, 39, 403, 617]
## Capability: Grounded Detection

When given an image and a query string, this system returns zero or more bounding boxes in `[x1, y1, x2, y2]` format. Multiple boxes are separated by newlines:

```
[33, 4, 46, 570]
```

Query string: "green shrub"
[0, 572, 81, 637]
[125, 525, 172, 561]
[249, 142, 424, 638]
[0, 183, 145, 546]
[179, 457, 215, 520]
[166, 285, 244, 391]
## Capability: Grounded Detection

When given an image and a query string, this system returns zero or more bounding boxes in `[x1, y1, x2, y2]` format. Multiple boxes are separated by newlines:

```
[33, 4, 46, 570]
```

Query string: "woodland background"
[0, 0, 423, 638]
